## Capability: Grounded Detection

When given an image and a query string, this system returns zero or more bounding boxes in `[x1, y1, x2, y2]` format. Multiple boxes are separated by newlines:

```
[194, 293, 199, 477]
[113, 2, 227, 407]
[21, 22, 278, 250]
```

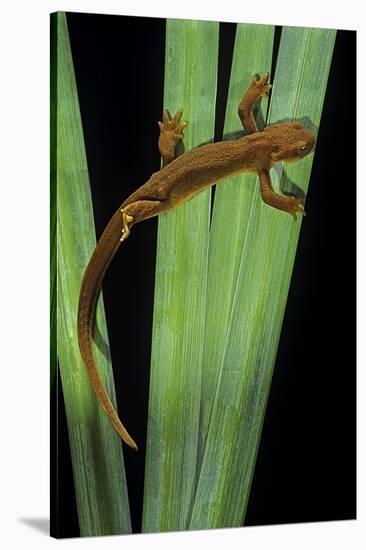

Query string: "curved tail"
[77, 208, 138, 450]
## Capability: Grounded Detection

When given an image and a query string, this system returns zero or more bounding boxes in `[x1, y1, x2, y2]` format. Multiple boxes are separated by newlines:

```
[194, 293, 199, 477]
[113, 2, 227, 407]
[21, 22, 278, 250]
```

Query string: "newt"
[77, 73, 315, 450]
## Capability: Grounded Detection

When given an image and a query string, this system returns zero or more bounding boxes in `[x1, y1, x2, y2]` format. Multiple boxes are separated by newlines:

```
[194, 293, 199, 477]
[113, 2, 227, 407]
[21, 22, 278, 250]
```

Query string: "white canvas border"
[0, 1, 362, 548]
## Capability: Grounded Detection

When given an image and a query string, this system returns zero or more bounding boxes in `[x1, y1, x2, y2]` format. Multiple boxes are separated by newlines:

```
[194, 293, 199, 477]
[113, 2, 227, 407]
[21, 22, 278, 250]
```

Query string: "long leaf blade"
[142, 18, 219, 533]
[190, 25, 336, 530]
[197, 22, 275, 473]
[53, 11, 131, 537]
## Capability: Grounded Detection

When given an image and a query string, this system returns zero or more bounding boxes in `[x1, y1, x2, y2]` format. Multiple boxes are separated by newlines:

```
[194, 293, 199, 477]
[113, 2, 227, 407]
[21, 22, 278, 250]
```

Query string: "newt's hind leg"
[120, 199, 168, 241]
[120, 210, 134, 242]
[238, 73, 272, 134]
[158, 109, 187, 166]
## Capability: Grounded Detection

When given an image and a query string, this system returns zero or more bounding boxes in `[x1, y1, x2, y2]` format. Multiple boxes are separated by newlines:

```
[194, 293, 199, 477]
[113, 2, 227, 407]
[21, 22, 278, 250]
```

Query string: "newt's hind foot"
[158, 109, 187, 165]
[120, 209, 134, 242]
[250, 72, 272, 98]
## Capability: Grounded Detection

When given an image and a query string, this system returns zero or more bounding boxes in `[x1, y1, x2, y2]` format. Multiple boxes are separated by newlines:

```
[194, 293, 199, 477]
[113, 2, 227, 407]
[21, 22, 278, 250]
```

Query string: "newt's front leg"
[120, 109, 187, 241]
[158, 109, 187, 166]
[258, 168, 305, 221]
[238, 73, 272, 134]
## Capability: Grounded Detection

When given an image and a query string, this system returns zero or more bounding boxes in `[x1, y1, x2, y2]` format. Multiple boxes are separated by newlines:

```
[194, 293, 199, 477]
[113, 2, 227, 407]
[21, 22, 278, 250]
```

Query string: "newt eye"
[299, 144, 307, 154]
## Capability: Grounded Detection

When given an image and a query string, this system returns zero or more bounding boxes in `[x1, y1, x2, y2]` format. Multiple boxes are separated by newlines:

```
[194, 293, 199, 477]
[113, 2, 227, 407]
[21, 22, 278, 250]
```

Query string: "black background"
[51, 12, 356, 537]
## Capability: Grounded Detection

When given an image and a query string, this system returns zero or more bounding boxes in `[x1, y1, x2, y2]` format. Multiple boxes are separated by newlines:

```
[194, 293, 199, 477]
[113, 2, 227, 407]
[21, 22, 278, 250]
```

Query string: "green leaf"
[50, 14, 57, 392]
[189, 25, 336, 530]
[52, 12, 131, 537]
[197, 22, 275, 475]
[142, 18, 219, 533]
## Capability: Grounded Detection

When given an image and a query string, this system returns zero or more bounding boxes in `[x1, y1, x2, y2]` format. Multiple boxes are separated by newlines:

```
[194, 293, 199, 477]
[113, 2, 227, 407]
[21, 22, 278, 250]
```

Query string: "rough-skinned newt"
[77, 73, 316, 450]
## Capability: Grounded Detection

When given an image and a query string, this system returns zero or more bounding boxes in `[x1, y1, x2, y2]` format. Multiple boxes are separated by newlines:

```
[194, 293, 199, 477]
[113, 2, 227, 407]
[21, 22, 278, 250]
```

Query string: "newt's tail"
[77, 208, 138, 450]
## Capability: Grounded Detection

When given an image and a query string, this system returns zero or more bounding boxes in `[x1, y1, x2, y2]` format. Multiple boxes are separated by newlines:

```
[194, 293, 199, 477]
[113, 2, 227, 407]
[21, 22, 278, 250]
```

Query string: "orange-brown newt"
[77, 73, 315, 450]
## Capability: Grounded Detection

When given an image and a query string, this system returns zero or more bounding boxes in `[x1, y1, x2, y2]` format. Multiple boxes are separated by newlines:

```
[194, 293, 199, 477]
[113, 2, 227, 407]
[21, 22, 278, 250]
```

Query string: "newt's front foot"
[286, 196, 306, 221]
[250, 72, 272, 98]
[158, 109, 187, 165]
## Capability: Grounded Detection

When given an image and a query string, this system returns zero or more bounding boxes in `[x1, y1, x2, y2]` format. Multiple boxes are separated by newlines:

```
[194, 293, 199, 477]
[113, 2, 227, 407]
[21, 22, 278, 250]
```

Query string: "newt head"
[265, 122, 316, 164]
